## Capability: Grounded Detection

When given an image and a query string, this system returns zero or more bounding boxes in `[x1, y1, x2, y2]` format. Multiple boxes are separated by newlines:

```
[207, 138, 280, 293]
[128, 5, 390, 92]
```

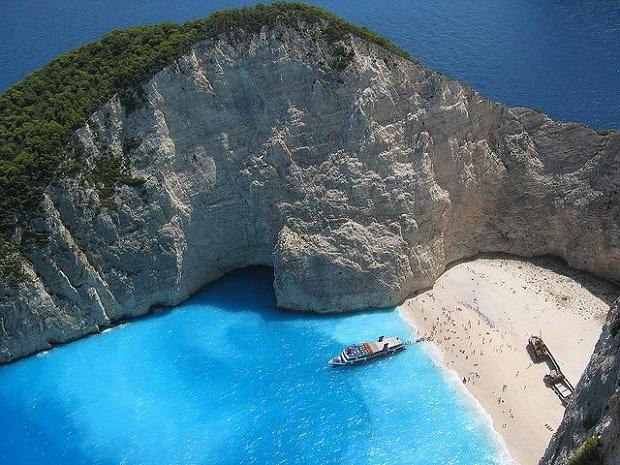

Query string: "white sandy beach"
[401, 256, 619, 465]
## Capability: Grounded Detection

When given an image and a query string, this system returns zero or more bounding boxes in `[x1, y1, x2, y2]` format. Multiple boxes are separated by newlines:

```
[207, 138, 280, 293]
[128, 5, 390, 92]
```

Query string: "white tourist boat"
[329, 336, 406, 366]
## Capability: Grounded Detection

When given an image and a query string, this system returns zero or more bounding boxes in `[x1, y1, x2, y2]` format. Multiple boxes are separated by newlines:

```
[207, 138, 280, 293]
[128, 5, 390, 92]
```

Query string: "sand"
[401, 255, 619, 465]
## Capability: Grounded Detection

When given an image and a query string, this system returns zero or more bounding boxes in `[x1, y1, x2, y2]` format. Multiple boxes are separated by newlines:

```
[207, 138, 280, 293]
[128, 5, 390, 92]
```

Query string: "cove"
[0, 268, 508, 465]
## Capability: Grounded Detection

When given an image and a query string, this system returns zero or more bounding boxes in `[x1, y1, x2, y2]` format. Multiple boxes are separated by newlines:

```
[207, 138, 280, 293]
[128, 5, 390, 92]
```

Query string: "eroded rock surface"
[1, 21, 619, 363]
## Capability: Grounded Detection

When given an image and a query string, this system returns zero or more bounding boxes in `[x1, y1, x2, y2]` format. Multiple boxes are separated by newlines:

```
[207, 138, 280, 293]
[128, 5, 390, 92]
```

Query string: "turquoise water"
[1, 0, 619, 128]
[0, 268, 507, 465]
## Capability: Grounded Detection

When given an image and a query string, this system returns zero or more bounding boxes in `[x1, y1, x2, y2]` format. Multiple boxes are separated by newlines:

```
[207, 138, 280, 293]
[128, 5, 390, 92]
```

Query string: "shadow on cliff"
[145, 265, 398, 325]
[442, 252, 620, 306]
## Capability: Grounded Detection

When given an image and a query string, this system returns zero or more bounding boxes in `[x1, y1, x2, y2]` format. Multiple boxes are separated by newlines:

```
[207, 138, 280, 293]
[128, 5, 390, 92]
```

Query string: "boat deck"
[334, 336, 405, 366]
[528, 336, 574, 406]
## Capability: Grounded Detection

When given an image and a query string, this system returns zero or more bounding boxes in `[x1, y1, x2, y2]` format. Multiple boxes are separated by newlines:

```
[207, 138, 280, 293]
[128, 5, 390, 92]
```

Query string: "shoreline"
[399, 309, 516, 465]
[400, 256, 618, 465]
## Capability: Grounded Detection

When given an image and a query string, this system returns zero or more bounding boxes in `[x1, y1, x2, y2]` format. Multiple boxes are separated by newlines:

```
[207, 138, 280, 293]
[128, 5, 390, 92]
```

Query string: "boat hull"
[329, 344, 405, 366]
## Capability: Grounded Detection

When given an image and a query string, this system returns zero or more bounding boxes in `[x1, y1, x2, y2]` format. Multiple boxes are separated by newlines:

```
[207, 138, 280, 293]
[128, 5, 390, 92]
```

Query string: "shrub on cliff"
[566, 436, 601, 465]
[0, 2, 410, 281]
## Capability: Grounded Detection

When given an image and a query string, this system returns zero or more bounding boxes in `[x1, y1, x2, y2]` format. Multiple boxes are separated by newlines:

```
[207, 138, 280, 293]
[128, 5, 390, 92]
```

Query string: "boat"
[528, 335, 548, 361]
[527, 335, 575, 406]
[544, 370, 574, 406]
[329, 336, 405, 366]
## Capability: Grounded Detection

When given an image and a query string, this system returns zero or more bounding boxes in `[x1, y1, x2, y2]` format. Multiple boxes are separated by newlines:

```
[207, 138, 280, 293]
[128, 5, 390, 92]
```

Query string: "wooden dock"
[528, 336, 574, 406]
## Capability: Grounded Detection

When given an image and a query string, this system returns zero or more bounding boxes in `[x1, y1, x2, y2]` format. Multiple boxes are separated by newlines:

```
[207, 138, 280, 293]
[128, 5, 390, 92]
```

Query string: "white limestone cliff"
[1, 21, 618, 363]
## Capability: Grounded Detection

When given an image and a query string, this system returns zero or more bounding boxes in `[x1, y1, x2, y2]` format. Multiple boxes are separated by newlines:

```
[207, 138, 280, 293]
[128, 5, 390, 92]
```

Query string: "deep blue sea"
[1, 0, 619, 128]
[0, 269, 509, 465]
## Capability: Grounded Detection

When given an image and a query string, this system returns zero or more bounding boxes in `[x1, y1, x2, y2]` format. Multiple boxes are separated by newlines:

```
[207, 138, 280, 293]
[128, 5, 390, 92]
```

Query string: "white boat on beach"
[329, 336, 406, 366]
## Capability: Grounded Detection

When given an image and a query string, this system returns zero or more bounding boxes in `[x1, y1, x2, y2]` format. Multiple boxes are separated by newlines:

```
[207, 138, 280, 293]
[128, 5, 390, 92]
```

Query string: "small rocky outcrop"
[541, 299, 620, 465]
[1, 18, 619, 363]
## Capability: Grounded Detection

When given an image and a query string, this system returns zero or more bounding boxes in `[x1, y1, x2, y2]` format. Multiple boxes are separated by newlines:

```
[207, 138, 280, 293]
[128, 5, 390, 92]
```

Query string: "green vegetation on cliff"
[566, 436, 601, 465]
[0, 238, 27, 287]
[0, 2, 410, 241]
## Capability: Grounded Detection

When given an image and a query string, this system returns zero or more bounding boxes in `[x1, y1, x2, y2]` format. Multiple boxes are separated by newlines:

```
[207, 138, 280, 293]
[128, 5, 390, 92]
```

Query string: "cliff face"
[541, 299, 620, 465]
[0, 20, 619, 363]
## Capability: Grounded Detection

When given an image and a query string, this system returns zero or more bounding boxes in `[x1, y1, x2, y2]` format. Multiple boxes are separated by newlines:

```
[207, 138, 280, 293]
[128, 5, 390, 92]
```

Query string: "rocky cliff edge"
[541, 299, 620, 465]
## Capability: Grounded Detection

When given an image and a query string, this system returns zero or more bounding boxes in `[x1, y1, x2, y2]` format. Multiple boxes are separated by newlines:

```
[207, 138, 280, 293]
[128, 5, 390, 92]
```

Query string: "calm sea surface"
[0, 269, 509, 465]
[0, 0, 619, 128]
